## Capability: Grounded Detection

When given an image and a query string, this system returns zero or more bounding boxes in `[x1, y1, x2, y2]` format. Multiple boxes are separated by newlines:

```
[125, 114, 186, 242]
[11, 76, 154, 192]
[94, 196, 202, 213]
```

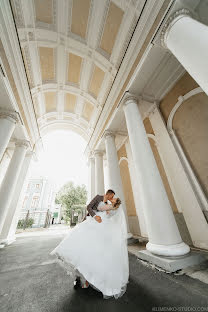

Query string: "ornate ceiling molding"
[87, 0, 166, 151]
[18, 29, 117, 77]
[7, 0, 162, 153]
[31, 83, 100, 108]
[39, 120, 90, 141]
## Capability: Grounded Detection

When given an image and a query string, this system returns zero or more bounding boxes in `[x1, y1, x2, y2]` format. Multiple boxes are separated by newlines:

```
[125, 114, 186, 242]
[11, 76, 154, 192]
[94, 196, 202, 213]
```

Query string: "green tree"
[17, 218, 34, 229]
[55, 182, 87, 221]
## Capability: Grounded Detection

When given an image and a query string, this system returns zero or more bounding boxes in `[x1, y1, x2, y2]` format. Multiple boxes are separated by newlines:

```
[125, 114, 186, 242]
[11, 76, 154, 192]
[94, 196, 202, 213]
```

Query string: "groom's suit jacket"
[86, 194, 104, 217]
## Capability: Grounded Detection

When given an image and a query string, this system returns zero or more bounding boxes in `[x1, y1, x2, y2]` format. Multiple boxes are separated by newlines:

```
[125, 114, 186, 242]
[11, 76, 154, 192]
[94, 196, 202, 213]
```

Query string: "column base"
[127, 232, 133, 239]
[146, 241, 190, 257]
[136, 249, 206, 273]
[127, 233, 139, 245]
[0, 235, 16, 246]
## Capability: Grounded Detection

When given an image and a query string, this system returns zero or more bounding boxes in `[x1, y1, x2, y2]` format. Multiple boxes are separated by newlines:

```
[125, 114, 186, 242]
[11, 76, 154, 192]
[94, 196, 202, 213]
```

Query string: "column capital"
[88, 157, 95, 165]
[26, 151, 35, 157]
[88, 151, 95, 160]
[15, 140, 30, 150]
[121, 92, 139, 109]
[161, 8, 192, 48]
[0, 110, 19, 124]
[103, 130, 116, 140]
[94, 150, 104, 157]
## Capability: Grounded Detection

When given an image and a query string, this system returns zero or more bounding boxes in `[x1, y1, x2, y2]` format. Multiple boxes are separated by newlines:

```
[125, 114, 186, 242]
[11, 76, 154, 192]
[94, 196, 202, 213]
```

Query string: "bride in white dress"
[50, 198, 129, 299]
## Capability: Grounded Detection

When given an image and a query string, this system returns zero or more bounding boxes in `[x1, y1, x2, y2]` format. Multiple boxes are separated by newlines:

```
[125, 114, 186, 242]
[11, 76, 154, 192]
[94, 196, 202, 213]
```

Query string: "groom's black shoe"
[73, 277, 81, 289]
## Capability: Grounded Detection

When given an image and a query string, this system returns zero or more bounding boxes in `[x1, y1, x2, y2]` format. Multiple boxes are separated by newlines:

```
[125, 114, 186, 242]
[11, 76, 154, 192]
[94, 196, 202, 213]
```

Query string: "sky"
[28, 130, 89, 192]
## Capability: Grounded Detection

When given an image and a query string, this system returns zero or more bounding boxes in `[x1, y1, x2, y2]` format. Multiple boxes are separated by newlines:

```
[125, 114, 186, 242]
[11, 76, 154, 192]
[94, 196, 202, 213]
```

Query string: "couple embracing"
[50, 189, 129, 299]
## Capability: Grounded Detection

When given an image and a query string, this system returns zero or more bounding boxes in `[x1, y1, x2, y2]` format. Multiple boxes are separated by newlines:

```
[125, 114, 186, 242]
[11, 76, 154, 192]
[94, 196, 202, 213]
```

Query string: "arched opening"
[19, 129, 89, 230]
[39, 121, 90, 143]
[30, 129, 88, 188]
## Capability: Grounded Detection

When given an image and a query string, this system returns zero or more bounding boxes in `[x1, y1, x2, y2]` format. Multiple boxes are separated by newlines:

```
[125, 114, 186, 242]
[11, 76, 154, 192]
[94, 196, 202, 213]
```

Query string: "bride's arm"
[97, 204, 113, 211]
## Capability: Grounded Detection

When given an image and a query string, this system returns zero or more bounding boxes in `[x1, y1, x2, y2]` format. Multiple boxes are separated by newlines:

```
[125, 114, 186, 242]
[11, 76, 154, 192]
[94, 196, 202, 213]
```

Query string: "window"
[22, 196, 28, 208]
[26, 183, 30, 192]
[31, 196, 39, 209]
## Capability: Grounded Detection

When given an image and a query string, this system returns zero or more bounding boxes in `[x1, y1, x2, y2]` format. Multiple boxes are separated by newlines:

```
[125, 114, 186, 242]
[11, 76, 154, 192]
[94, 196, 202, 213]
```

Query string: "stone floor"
[0, 224, 208, 312]
[128, 241, 208, 283]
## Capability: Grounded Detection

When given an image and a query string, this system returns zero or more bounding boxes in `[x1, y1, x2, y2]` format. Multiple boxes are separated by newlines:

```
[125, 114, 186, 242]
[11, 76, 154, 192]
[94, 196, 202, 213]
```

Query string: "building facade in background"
[19, 177, 58, 228]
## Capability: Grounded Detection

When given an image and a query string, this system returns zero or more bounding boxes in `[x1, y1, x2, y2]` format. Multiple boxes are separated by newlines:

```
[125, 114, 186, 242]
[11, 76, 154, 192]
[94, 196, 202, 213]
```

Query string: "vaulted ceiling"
[11, 0, 144, 140]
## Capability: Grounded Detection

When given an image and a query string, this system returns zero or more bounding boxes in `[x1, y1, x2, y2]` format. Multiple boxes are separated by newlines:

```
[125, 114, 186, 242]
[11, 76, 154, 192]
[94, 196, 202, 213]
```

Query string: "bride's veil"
[102, 203, 129, 299]
[113, 204, 128, 241]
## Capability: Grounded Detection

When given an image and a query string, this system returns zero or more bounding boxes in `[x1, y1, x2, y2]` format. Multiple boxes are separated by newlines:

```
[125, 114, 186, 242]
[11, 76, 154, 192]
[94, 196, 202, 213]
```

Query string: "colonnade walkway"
[0, 225, 208, 312]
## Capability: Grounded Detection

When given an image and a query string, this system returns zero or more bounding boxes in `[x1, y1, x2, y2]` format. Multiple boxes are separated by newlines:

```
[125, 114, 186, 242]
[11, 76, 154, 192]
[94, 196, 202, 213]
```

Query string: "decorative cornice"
[0, 110, 19, 124]
[161, 9, 192, 48]
[15, 140, 30, 149]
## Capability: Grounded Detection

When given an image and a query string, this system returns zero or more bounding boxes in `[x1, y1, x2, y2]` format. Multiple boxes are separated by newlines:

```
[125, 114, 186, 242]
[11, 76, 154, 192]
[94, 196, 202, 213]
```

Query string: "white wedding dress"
[50, 201, 129, 299]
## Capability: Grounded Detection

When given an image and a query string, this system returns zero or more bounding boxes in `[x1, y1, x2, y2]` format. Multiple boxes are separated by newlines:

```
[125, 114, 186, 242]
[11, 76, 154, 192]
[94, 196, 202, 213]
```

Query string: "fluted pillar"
[104, 131, 131, 234]
[122, 93, 190, 256]
[161, 9, 208, 96]
[0, 151, 33, 245]
[0, 140, 29, 234]
[0, 110, 19, 162]
[94, 150, 105, 195]
[88, 155, 95, 199]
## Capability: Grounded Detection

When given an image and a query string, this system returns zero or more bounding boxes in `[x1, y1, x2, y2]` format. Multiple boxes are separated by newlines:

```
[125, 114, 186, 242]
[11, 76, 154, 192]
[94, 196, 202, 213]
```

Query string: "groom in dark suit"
[86, 189, 115, 223]
[74, 189, 115, 289]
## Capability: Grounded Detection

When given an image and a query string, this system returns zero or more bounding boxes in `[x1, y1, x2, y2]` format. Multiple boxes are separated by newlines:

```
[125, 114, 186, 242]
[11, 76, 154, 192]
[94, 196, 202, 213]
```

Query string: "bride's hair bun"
[113, 198, 121, 209]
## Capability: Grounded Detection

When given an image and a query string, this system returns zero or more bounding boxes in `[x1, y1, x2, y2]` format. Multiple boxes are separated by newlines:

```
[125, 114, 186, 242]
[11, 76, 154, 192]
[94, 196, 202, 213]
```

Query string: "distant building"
[51, 203, 62, 224]
[19, 177, 58, 228]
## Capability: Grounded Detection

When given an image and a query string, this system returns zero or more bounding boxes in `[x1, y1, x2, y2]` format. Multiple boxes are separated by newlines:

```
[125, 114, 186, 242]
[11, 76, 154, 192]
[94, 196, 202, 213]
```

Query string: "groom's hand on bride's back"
[94, 215, 102, 223]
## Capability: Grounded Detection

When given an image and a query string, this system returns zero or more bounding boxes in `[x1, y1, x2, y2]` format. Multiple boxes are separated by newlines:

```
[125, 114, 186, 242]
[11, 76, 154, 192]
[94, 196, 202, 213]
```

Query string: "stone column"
[94, 150, 105, 195]
[0, 151, 33, 245]
[88, 155, 95, 199]
[122, 93, 190, 256]
[104, 131, 131, 234]
[149, 105, 208, 250]
[0, 150, 10, 186]
[0, 110, 19, 162]
[161, 9, 208, 96]
[125, 139, 148, 237]
[0, 140, 29, 234]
